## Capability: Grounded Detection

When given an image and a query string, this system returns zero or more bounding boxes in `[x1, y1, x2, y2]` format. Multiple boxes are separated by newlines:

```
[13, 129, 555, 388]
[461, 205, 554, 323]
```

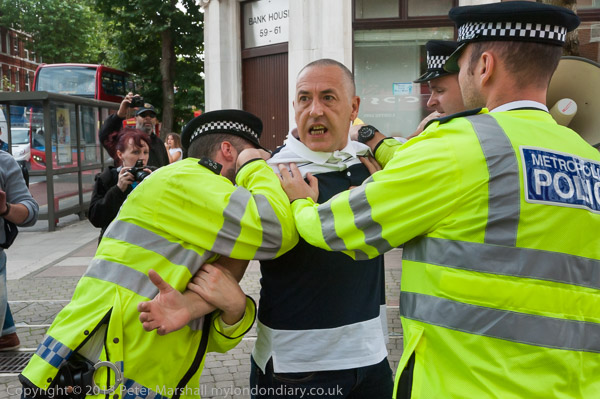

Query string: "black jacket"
[88, 167, 132, 242]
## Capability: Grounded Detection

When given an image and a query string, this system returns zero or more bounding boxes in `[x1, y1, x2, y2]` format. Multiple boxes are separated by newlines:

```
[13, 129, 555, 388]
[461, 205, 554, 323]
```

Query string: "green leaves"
[0, 0, 109, 64]
[0, 0, 204, 132]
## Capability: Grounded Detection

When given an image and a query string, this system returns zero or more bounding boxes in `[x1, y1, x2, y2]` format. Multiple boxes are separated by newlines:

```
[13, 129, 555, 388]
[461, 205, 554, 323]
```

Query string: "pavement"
[0, 216, 404, 398]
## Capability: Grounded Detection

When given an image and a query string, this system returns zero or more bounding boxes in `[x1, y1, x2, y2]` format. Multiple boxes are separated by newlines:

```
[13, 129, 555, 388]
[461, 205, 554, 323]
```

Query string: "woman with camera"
[88, 129, 153, 243]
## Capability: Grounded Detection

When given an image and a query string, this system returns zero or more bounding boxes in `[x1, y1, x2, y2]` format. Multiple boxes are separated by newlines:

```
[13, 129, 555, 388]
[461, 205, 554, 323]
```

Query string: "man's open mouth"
[309, 125, 327, 136]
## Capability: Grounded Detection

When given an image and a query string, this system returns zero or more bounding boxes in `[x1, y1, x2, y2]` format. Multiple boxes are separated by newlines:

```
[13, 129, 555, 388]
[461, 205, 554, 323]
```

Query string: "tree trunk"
[160, 17, 176, 138]
[539, 0, 579, 56]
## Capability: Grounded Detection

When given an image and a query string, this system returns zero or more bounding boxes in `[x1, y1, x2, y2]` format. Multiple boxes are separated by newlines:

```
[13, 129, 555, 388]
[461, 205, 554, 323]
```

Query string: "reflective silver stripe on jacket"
[210, 188, 284, 259]
[87, 220, 214, 298]
[318, 185, 390, 260]
[403, 236, 600, 290]
[467, 114, 520, 246]
[401, 291, 600, 353]
[253, 194, 284, 259]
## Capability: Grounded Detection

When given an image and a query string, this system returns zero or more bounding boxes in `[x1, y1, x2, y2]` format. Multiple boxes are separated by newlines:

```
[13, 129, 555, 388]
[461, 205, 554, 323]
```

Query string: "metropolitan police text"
[523, 147, 600, 213]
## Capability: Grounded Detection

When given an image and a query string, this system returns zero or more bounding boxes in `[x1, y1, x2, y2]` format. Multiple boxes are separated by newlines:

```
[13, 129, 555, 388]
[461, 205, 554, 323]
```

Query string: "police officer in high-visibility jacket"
[279, 2, 600, 398]
[20, 110, 298, 397]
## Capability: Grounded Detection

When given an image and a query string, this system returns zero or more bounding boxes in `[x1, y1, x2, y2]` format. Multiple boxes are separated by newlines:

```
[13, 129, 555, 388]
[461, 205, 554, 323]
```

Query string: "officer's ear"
[219, 140, 236, 162]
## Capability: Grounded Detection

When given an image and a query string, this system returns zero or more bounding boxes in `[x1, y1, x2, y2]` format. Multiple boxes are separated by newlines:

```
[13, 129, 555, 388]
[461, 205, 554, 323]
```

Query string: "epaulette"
[424, 107, 484, 129]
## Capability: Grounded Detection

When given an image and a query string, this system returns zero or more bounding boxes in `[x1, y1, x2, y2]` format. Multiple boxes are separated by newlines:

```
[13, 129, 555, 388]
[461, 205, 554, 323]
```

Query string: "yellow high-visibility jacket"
[291, 108, 600, 398]
[21, 157, 298, 397]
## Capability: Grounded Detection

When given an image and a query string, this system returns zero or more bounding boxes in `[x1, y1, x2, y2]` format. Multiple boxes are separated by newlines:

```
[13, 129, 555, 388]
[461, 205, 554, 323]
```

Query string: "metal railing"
[0, 91, 119, 231]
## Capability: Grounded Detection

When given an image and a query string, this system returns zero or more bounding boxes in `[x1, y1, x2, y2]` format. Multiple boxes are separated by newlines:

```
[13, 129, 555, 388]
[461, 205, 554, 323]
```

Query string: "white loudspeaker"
[547, 56, 600, 149]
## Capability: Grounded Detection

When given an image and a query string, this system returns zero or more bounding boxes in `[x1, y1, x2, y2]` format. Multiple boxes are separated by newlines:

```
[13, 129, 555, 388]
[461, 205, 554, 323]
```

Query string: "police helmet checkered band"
[427, 55, 450, 71]
[458, 21, 567, 45]
[189, 121, 259, 144]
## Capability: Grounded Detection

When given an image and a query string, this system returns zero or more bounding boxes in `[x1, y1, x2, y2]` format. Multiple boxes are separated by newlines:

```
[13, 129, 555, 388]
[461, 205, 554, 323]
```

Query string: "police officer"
[410, 40, 465, 137]
[279, 2, 600, 398]
[20, 110, 298, 397]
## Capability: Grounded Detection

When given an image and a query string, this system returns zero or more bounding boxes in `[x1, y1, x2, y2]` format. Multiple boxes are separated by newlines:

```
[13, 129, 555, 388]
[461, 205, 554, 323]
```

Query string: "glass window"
[36, 66, 96, 97]
[579, 0, 600, 10]
[577, 21, 600, 64]
[408, 0, 453, 17]
[80, 106, 100, 165]
[354, 27, 453, 138]
[355, 0, 399, 19]
[15, 69, 20, 92]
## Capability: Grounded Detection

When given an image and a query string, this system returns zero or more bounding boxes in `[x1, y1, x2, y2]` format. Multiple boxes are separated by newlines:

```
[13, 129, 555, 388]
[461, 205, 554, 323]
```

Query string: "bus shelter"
[0, 91, 118, 231]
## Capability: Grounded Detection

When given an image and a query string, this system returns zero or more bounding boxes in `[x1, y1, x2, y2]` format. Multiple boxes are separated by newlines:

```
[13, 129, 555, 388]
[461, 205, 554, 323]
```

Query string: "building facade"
[0, 26, 40, 93]
[203, 0, 600, 150]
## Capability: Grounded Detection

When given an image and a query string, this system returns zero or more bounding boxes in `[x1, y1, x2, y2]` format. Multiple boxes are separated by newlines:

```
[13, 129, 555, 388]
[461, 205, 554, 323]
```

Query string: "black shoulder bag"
[0, 219, 18, 249]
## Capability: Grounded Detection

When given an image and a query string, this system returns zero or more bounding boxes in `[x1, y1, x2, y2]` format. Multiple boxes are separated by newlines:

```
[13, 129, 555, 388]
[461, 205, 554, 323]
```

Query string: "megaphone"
[547, 56, 600, 149]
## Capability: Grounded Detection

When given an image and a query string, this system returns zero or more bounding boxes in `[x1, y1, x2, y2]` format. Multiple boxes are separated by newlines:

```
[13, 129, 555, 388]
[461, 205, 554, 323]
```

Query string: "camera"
[127, 160, 156, 183]
[129, 95, 145, 108]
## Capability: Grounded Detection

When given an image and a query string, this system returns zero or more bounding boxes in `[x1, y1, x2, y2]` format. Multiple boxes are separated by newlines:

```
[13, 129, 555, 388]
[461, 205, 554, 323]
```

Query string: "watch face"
[358, 125, 376, 142]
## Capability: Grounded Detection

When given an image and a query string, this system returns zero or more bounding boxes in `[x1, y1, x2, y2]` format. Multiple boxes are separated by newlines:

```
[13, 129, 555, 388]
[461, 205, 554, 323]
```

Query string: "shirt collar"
[490, 100, 548, 113]
[284, 129, 369, 165]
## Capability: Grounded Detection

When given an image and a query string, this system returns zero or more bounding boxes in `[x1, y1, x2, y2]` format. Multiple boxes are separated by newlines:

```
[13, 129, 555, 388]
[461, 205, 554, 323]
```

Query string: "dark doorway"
[242, 43, 289, 151]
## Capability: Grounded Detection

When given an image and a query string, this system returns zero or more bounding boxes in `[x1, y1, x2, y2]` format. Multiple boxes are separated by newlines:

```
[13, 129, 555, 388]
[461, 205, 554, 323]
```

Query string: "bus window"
[35, 66, 96, 98]
[34, 64, 132, 104]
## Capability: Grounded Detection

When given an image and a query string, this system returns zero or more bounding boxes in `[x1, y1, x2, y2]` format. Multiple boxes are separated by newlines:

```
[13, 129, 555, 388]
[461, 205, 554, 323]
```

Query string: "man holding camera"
[99, 92, 169, 168]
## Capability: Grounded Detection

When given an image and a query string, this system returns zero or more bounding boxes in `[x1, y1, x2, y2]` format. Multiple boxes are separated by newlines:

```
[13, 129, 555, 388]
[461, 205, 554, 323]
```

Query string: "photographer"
[99, 92, 169, 168]
[88, 129, 153, 243]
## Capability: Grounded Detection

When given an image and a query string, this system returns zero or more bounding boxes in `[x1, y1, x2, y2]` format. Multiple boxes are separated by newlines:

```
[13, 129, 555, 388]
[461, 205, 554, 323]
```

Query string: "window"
[12, 36, 18, 56]
[355, 0, 399, 19]
[25, 73, 31, 91]
[355, 0, 454, 19]
[407, 0, 454, 17]
[15, 69, 20, 92]
[579, 0, 600, 10]
[354, 27, 454, 137]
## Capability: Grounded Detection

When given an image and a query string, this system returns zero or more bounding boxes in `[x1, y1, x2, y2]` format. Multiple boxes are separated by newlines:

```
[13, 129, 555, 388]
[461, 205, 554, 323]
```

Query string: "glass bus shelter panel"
[82, 167, 101, 203]
[354, 27, 453, 138]
[48, 172, 87, 217]
[99, 107, 116, 166]
[80, 105, 101, 166]
[49, 102, 78, 169]
[29, 102, 47, 170]
[1, 102, 39, 169]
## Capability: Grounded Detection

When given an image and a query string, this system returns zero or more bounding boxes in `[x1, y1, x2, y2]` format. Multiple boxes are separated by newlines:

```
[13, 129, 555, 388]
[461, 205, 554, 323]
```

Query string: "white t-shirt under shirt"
[169, 147, 183, 162]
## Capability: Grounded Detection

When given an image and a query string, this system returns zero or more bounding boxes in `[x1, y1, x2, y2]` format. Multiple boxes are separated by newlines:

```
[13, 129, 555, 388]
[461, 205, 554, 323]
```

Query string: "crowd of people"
[1, 1, 598, 399]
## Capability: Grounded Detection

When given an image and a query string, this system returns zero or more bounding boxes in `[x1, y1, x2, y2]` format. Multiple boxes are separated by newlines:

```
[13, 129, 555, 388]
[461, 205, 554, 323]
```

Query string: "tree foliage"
[0, 0, 110, 64]
[94, 0, 205, 134]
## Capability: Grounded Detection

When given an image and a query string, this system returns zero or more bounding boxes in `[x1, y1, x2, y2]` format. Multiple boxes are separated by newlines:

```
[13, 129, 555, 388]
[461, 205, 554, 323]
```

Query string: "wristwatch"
[0, 202, 11, 217]
[357, 125, 378, 144]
